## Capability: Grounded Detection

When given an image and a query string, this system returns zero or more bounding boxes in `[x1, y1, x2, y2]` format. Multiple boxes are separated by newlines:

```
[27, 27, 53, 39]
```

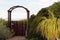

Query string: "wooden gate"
[8, 6, 29, 36]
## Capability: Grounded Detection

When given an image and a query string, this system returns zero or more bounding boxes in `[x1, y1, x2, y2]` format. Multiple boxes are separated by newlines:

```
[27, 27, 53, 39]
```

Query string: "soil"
[6, 36, 27, 40]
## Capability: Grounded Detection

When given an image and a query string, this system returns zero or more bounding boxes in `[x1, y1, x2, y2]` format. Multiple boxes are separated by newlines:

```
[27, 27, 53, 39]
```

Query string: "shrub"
[0, 19, 14, 39]
[28, 2, 60, 40]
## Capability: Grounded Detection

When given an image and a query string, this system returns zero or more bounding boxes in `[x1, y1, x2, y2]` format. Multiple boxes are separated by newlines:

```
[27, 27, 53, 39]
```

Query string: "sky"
[0, 0, 58, 20]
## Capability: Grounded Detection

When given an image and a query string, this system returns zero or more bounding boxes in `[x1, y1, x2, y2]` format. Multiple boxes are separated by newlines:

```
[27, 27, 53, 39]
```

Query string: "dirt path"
[6, 36, 27, 40]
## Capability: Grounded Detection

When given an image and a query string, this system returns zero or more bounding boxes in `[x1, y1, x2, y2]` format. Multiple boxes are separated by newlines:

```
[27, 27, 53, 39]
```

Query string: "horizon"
[0, 0, 58, 21]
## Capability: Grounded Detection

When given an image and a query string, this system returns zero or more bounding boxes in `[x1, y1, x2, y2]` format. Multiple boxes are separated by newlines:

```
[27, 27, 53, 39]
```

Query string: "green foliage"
[28, 2, 60, 40]
[28, 7, 50, 39]
[28, 9, 47, 40]
[0, 18, 14, 39]
[37, 10, 57, 40]
[18, 19, 27, 22]
[48, 2, 60, 18]
[29, 14, 36, 24]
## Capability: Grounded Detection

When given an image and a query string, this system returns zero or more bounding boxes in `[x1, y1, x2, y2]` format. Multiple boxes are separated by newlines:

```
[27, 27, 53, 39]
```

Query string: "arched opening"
[8, 5, 29, 36]
[11, 8, 27, 21]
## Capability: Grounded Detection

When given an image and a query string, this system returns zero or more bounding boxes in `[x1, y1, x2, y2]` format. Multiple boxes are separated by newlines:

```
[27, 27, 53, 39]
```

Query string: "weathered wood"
[8, 6, 30, 36]
[11, 21, 27, 36]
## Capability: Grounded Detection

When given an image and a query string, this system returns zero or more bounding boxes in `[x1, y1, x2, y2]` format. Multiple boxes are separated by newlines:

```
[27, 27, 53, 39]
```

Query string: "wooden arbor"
[8, 6, 29, 36]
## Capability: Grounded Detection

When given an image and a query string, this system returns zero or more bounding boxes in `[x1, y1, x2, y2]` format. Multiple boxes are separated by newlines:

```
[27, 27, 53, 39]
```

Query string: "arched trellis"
[8, 5, 30, 36]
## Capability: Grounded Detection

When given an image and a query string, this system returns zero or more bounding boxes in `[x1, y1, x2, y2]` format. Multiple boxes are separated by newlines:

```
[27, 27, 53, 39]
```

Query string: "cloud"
[0, 0, 58, 20]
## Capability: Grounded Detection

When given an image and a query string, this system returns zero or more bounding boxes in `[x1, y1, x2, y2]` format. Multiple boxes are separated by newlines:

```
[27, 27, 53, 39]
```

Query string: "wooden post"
[26, 10, 29, 38]
[8, 10, 11, 28]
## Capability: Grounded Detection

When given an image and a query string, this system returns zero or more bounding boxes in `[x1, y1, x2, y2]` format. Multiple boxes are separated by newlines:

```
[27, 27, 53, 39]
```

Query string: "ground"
[6, 36, 27, 40]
